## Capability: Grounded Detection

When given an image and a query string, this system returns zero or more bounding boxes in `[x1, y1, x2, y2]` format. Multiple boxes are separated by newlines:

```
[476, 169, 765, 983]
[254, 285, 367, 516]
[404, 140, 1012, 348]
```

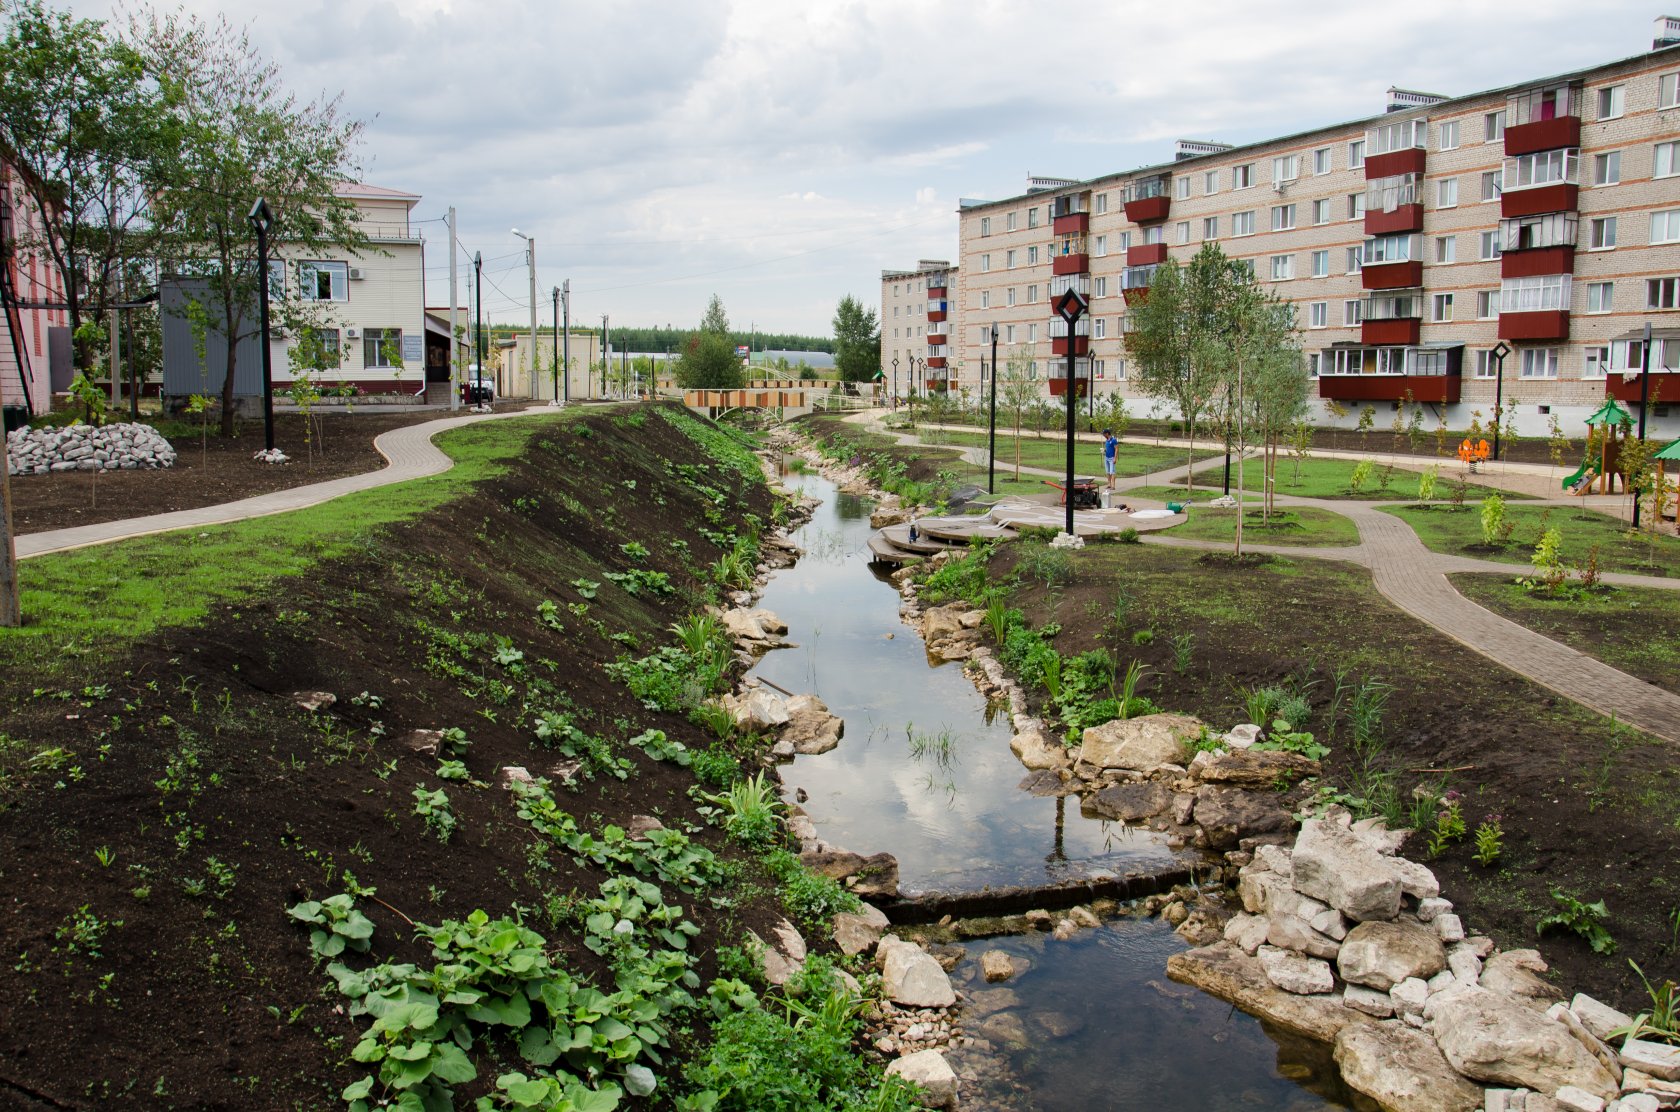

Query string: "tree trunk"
[219, 303, 239, 437]
[1184, 412, 1197, 493]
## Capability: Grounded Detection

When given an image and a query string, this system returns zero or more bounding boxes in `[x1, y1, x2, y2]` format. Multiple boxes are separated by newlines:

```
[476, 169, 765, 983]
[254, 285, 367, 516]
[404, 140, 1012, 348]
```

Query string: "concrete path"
[849, 410, 1680, 742]
[17, 409, 548, 559]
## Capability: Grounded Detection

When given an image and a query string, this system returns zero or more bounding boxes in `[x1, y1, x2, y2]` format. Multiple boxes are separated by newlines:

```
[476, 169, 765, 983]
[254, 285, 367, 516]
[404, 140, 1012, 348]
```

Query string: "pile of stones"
[7, 422, 176, 475]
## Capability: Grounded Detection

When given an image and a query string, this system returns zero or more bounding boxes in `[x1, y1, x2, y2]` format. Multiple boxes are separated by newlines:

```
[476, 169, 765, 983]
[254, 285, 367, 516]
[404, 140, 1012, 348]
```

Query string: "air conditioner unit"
[345, 327, 360, 340]
[1272, 182, 1288, 194]
[348, 267, 366, 280]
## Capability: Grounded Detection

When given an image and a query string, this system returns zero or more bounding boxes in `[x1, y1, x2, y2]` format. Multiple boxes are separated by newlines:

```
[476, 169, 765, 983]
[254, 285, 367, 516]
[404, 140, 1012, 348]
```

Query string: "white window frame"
[1661, 72, 1680, 110]
[1584, 344, 1610, 378]
[1271, 203, 1296, 231]
[1270, 254, 1294, 281]
[1656, 141, 1680, 180]
[363, 327, 402, 368]
[1484, 110, 1506, 142]
[1348, 139, 1365, 168]
[981, 254, 991, 273]
[1232, 210, 1255, 236]
[1006, 212, 1017, 232]
[1476, 290, 1499, 320]
[1594, 151, 1622, 186]
[1092, 277, 1105, 298]
[1313, 147, 1332, 175]
[1479, 231, 1502, 261]
[1273, 154, 1300, 183]
[980, 290, 990, 308]
[1312, 198, 1330, 225]
[1597, 84, 1625, 120]
[1094, 193, 1108, 215]
[1652, 209, 1680, 245]
[1519, 347, 1559, 379]
[1343, 299, 1362, 326]
[980, 217, 991, 236]
[1438, 120, 1459, 150]
[1006, 287, 1016, 307]
[1435, 236, 1456, 263]
[1345, 246, 1363, 274]
[1589, 216, 1617, 250]
[1176, 176, 1191, 200]
[1585, 281, 1614, 314]
[1500, 274, 1571, 314]
[1309, 301, 1328, 328]
[1431, 293, 1453, 323]
[1094, 317, 1107, 339]
[1006, 249, 1017, 269]
[1311, 249, 1330, 277]
[1347, 192, 1366, 219]
[1437, 178, 1457, 208]
[298, 260, 349, 302]
[1203, 170, 1219, 194]
[1233, 164, 1254, 189]
[1648, 277, 1680, 310]
[1202, 216, 1218, 240]
[1176, 220, 1191, 244]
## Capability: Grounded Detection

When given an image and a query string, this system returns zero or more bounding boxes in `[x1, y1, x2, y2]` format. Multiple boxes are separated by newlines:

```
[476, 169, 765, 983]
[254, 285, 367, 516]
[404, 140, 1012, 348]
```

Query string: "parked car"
[461, 367, 495, 405]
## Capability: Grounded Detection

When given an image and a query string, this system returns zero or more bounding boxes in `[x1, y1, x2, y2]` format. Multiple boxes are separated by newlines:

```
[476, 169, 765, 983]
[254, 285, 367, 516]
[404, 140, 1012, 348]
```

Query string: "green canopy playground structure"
[1563, 398, 1633, 495]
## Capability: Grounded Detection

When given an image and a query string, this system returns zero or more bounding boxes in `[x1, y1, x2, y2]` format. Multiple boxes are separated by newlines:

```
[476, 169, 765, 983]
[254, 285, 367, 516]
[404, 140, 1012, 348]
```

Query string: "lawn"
[931, 429, 1214, 479]
[1452, 573, 1680, 696]
[1126, 485, 1258, 504]
[1386, 502, 1680, 578]
[1153, 454, 1530, 502]
[1164, 505, 1361, 547]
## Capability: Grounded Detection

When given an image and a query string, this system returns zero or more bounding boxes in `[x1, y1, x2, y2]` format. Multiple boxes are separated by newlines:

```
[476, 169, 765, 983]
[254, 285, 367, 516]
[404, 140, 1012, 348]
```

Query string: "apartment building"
[880, 259, 955, 398]
[953, 19, 1680, 437]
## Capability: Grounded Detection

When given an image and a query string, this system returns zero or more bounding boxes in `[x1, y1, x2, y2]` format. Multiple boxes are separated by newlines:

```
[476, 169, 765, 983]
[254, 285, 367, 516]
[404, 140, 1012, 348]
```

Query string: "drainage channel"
[749, 469, 1353, 1110]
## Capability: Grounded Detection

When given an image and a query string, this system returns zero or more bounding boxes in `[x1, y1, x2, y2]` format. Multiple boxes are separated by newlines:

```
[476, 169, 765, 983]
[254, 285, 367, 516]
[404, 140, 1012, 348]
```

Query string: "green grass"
[3, 414, 567, 670]
[934, 429, 1214, 479]
[1127, 485, 1259, 504]
[1386, 502, 1680, 577]
[1166, 505, 1361, 547]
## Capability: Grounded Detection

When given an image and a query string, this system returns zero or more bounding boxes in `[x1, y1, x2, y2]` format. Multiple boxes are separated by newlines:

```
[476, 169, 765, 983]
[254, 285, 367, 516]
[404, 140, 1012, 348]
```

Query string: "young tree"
[675, 298, 744, 390]
[831, 294, 880, 383]
[999, 345, 1039, 479]
[130, 7, 367, 435]
[700, 293, 730, 336]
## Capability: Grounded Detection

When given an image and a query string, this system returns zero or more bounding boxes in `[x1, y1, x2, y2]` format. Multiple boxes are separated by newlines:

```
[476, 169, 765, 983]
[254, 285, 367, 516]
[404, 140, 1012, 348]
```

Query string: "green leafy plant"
[1537, 888, 1615, 955]
[701, 772, 780, 848]
[1348, 459, 1374, 494]
[1170, 632, 1195, 674]
[1417, 465, 1438, 502]
[287, 893, 375, 958]
[1607, 961, 1679, 1046]
[1479, 494, 1508, 546]
[1428, 796, 1467, 857]
[1253, 721, 1329, 762]
[1472, 816, 1503, 867]
[412, 785, 457, 842]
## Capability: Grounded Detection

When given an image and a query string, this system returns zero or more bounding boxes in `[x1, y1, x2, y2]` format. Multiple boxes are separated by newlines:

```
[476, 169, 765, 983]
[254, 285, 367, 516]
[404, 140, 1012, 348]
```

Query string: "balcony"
[1502, 247, 1575, 279]
[1505, 83, 1583, 157]
[1362, 261, 1423, 290]
[1318, 373, 1461, 404]
[1053, 210, 1089, 235]
[1502, 184, 1579, 219]
[1052, 252, 1089, 276]
[1048, 274, 1091, 298]
[1051, 335, 1091, 356]
[926, 355, 948, 369]
[1365, 148, 1426, 179]
[1047, 377, 1091, 398]
[1605, 370, 1679, 402]
[927, 280, 948, 297]
[927, 330, 947, 346]
[1362, 319, 1421, 345]
[1121, 265, 1157, 305]
[1498, 311, 1570, 341]
[1122, 175, 1171, 224]
[1127, 242, 1167, 267]
[1365, 205, 1423, 236]
[928, 305, 947, 323]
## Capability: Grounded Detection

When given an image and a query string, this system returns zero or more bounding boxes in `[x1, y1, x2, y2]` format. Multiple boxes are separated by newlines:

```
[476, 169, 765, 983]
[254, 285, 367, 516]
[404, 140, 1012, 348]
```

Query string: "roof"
[1654, 439, 1680, 462]
[335, 182, 421, 205]
[1585, 398, 1633, 426]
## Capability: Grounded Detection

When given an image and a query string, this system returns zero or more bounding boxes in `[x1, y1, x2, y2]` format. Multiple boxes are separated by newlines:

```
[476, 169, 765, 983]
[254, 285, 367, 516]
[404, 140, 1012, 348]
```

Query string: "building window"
[1520, 348, 1559, 378]
[981, 254, 991, 272]
[1348, 140, 1365, 168]
[1143, 224, 1164, 245]
[1202, 216, 1218, 239]
[1593, 151, 1621, 185]
[1346, 246, 1363, 273]
[300, 326, 339, 363]
[1204, 170, 1219, 194]
[1661, 72, 1680, 109]
[1476, 290, 1499, 319]
[1307, 352, 1323, 377]
[1006, 249, 1017, 269]
[1233, 164, 1254, 188]
[1027, 324, 1037, 342]
[1657, 142, 1680, 179]
[1273, 155, 1299, 183]
[1118, 231, 1132, 251]
[1027, 207, 1039, 228]
[1027, 245, 1039, 265]
[1312, 199, 1330, 225]
[1093, 318, 1107, 339]
[1314, 147, 1332, 174]
[1431, 293, 1453, 322]
[1363, 233, 1417, 263]
[1006, 287, 1016, 307]
[1584, 344, 1610, 377]
[1438, 120, 1459, 150]
[1347, 193, 1365, 219]
[1652, 210, 1680, 245]
[1649, 277, 1680, 309]
[1501, 273, 1571, 313]
[1437, 178, 1457, 208]
[1093, 277, 1106, 298]
[1435, 235, 1456, 263]
[1114, 358, 1127, 380]
[1271, 204, 1295, 231]
[1176, 176, 1191, 200]
[1270, 254, 1294, 280]
[1004, 324, 1014, 343]
[363, 327, 402, 368]
[1597, 84, 1625, 119]
[1006, 212, 1017, 232]
[298, 260, 348, 301]
[1506, 148, 1579, 190]
[1589, 216, 1617, 249]
[1176, 220, 1190, 244]
[1480, 169, 1503, 201]
[1586, 281, 1614, 313]
[1309, 302, 1328, 328]
[1479, 231, 1502, 260]
[1028, 283, 1039, 302]
[980, 290, 990, 308]
[980, 217, 991, 236]
[1312, 249, 1330, 277]
[1095, 193, 1108, 215]
[1484, 110, 1506, 142]
[1232, 211, 1255, 236]
[1093, 234, 1107, 257]
[1343, 299, 1362, 325]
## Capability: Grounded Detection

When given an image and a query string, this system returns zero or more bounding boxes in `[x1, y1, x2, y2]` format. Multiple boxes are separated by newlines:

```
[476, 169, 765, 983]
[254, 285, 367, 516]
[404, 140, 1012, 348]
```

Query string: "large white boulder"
[1337, 920, 1447, 991]
[1258, 944, 1335, 996]
[1333, 1020, 1485, 1112]
[880, 939, 957, 1008]
[1010, 726, 1070, 771]
[722, 688, 789, 729]
[1077, 713, 1203, 773]
[1291, 818, 1405, 923]
[782, 694, 844, 754]
[1425, 984, 1619, 1100]
[885, 1049, 958, 1109]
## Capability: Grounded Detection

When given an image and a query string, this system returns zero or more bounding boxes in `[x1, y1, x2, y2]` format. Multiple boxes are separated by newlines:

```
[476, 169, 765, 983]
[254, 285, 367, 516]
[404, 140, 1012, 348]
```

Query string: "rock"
[1312, 908, 1349, 941]
[881, 942, 957, 1008]
[927, 943, 966, 972]
[1435, 913, 1466, 942]
[1224, 723, 1262, 749]
[722, 608, 787, 644]
[1622, 1068, 1680, 1102]
[1555, 1086, 1607, 1112]
[1077, 713, 1204, 773]
[403, 728, 445, 756]
[1258, 945, 1335, 996]
[1350, 817, 1410, 856]
[1333, 1020, 1484, 1112]
[1253, 843, 1294, 878]
[1082, 781, 1172, 822]
[1548, 1003, 1623, 1087]
[1161, 901, 1189, 927]
[1031, 1010, 1085, 1039]
[293, 690, 336, 712]
[1051, 919, 1078, 941]
[1009, 727, 1070, 771]
[499, 765, 533, 787]
[1168, 942, 1372, 1044]
[1023, 910, 1053, 931]
[1291, 818, 1404, 923]
[921, 605, 968, 643]
[782, 694, 844, 754]
[1391, 858, 1441, 900]
[832, 904, 891, 956]
[975, 1011, 1029, 1047]
[1224, 912, 1270, 956]
[1267, 914, 1341, 961]
[963, 986, 1020, 1019]
[1616, 1093, 1662, 1112]
[1338, 920, 1447, 991]
[1391, 977, 1430, 1017]
[723, 687, 789, 729]
[1191, 748, 1321, 786]
[1482, 951, 1560, 1011]
[1417, 897, 1453, 922]
[1426, 984, 1619, 1099]
[885, 1049, 958, 1110]
[625, 814, 664, 838]
[1068, 906, 1101, 929]
[1342, 985, 1395, 1017]
[1620, 1040, 1680, 1082]
[1449, 948, 1484, 986]
[1191, 784, 1296, 850]
[1570, 994, 1632, 1043]
[753, 918, 808, 986]
[980, 951, 1016, 983]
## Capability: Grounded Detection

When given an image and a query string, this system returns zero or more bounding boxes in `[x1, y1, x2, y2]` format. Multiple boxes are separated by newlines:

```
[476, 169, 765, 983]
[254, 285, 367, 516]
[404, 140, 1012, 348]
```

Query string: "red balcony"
[928, 282, 947, 297]
[1047, 378, 1090, 397]
[1362, 319, 1421, 345]
[1364, 204, 1423, 237]
[927, 308, 947, 323]
[1605, 371, 1679, 402]
[1051, 335, 1091, 357]
[1123, 195, 1171, 224]
[1053, 211, 1088, 235]
[1362, 261, 1423, 290]
[1052, 253, 1089, 276]
[1501, 184, 1579, 219]
[926, 355, 947, 368]
[1498, 311, 1570, 341]
[1501, 246, 1575, 279]
[1122, 286, 1149, 306]
[927, 332, 947, 346]
[1317, 374, 1460, 404]
[1365, 149, 1426, 179]
[1127, 243, 1167, 267]
[1504, 116, 1581, 158]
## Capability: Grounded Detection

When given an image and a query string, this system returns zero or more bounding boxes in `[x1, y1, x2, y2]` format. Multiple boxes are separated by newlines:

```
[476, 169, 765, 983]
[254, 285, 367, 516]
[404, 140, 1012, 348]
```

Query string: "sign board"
[402, 334, 424, 364]
[735, 345, 750, 358]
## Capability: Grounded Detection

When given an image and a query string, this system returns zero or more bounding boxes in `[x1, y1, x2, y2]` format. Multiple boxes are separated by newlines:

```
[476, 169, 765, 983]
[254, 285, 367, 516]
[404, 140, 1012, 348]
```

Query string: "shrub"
[1479, 494, 1507, 546]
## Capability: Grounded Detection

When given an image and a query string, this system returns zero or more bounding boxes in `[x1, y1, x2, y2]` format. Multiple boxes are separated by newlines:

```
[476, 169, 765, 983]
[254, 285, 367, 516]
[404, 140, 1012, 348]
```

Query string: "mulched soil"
[9, 403, 532, 536]
[0, 405, 792, 1110]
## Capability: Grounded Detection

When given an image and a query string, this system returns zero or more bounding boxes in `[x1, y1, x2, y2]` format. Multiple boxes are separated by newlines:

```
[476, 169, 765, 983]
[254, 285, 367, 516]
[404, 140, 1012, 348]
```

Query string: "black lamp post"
[550, 285, 561, 404]
[1490, 340, 1510, 460]
[248, 198, 276, 450]
[891, 356, 899, 410]
[988, 323, 999, 495]
[1635, 321, 1653, 528]
[1054, 288, 1089, 536]
[473, 251, 483, 402]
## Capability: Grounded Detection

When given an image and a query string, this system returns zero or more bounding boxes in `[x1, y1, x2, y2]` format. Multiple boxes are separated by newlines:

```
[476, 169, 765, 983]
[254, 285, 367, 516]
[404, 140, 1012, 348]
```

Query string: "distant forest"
[480, 323, 835, 354]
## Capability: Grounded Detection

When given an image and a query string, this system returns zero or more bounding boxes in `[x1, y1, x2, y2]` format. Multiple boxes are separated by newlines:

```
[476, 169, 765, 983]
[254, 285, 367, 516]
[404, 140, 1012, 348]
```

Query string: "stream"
[750, 470, 1353, 1110]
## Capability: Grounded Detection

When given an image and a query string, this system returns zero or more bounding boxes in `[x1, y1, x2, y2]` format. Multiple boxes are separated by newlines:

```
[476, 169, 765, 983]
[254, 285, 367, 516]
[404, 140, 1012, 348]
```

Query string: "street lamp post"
[473, 252, 484, 404]
[561, 280, 570, 404]
[248, 198, 277, 451]
[1635, 322, 1653, 528]
[988, 323, 999, 495]
[891, 356, 899, 411]
[513, 229, 537, 398]
[1490, 340, 1511, 460]
[601, 315, 609, 396]
[550, 285, 561, 406]
[1054, 288, 1089, 536]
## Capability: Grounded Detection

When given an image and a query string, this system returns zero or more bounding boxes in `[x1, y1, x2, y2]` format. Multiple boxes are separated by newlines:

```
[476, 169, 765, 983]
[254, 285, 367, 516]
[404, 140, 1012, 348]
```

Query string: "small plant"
[984, 599, 1019, 646]
[93, 845, 116, 868]
[1428, 796, 1467, 858]
[1131, 628, 1155, 646]
[1472, 816, 1503, 867]
[1118, 659, 1152, 720]
[1537, 888, 1615, 955]
[1479, 494, 1507, 546]
[412, 785, 457, 842]
[1237, 683, 1285, 728]
[1170, 632, 1195, 674]
[1417, 466, 1438, 502]
[1348, 459, 1375, 494]
[702, 771, 780, 847]
[1526, 527, 1567, 593]
[286, 893, 375, 958]
[1117, 527, 1141, 544]
[1608, 961, 1680, 1046]
[1348, 678, 1391, 753]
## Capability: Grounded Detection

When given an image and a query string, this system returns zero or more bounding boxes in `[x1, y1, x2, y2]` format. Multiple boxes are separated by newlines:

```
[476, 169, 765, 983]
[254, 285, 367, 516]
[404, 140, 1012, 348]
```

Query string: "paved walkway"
[17, 409, 547, 559]
[847, 409, 1680, 743]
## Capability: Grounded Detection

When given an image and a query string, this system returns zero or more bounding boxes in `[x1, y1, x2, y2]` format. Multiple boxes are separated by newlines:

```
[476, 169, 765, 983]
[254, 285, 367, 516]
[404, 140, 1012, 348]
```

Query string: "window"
[1094, 359, 1105, 379]
[1176, 220, 1190, 244]
[1114, 358, 1127, 380]
[1233, 164, 1254, 188]
[1435, 235, 1456, 263]
[1202, 216, 1218, 239]
[1142, 225, 1164, 245]
[1479, 231, 1502, 260]
[1481, 169, 1503, 201]
[1589, 216, 1617, 249]
[1232, 210, 1255, 236]
[1584, 344, 1610, 378]
[1314, 147, 1332, 174]
[1093, 318, 1107, 339]
[1027, 324, 1037, 342]
[1312, 249, 1330, 277]
[363, 327, 402, 368]
[1204, 170, 1219, 194]
[1586, 281, 1614, 313]
[1094, 193, 1108, 215]
[1370, 118, 1426, 155]
[300, 326, 339, 363]
[1347, 192, 1365, 219]
[1653, 210, 1680, 245]
[1004, 323, 1014, 343]
[1271, 204, 1296, 231]
[1307, 352, 1323, 377]
[1093, 235, 1107, 257]
[1312, 198, 1330, 225]
[1484, 110, 1506, 142]
[1309, 302, 1328, 328]
[1470, 350, 1493, 378]
[1006, 249, 1017, 269]
[1027, 245, 1039, 265]
[1502, 211, 1577, 251]
[1273, 155, 1299, 183]
[1657, 142, 1680, 179]
[298, 260, 348, 301]
[1006, 287, 1016, 307]
[1438, 120, 1459, 150]
[1176, 176, 1191, 200]
[1476, 290, 1499, 319]
[267, 260, 285, 300]
[1649, 277, 1680, 309]
[1437, 178, 1457, 208]
[1348, 140, 1365, 168]
[1118, 231, 1132, 251]
[1028, 284, 1039, 302]
[1027, 207, 1039, 228]
[1597, 84, 1625, 120]
[980, 217, 991, 236]
[1431, 293, 1454, 322]
[1506, 149, 1579, 190]
[892, 306, 899, 318]
[1346, 246, 1363, 273]
[1006, 212, 1017, 232]
[1500, 274, 1571, 313]
[1343, 299, 1362, 325]
[981, 254, 991, 272]
[1362, 233, 1416, 263]
[1270, 254, 1294, 280]
[1594, 151, 1621, 186]
[1519, 348, 1559, 379]
[1092, 277, 1105, 298]
[980, 290, 990, 308]
[1661, 72, 1680, 109]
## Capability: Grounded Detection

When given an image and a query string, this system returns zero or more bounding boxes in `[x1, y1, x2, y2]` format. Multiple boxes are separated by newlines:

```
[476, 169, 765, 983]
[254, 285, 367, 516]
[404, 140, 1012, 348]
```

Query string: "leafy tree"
[130, 7, 367, 435]
[831, 295, 880, 383]
[674, 331, 743, 390]
[700, 294, 729, 336]
[1123, 246, 1229, 491]
[999, 345, 1039, 479]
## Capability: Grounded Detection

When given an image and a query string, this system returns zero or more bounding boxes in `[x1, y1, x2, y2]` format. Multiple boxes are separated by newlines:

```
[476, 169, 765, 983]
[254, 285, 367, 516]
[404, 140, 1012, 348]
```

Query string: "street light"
[513, 229, 537, 398]
[1635, 321, 1653, 528]
[473, 251, 483, 404]
[247, 198, 276, 450]
[1490, 340, 1511, 460]
[1054, 287, 1089, 536]
[891, 356, 899, 410]
[550, 285, 561, 406]
[988, 323, 999, 495]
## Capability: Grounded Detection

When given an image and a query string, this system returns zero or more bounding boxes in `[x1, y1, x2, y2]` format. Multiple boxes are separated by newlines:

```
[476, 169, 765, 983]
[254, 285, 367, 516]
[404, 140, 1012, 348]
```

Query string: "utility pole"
[561, 280, 570, 404]
[601, 315, 609, 397]
[474, 251, 483, 401]
[448, 206, 458, 411]
[550, 285, 561, 406]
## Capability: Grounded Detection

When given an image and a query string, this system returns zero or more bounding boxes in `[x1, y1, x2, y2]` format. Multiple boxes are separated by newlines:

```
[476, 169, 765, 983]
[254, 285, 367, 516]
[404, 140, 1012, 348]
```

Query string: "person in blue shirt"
[1102, 428, 1118, 492]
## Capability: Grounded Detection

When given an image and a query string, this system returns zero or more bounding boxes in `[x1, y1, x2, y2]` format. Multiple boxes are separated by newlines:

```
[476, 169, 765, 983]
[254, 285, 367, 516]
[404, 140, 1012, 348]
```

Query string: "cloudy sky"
[63, 0, 1675, 335]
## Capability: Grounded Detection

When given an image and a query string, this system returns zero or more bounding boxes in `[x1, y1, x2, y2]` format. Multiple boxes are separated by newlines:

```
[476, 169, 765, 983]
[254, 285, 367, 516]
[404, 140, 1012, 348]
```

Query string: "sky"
[60, 0, 1679, 335]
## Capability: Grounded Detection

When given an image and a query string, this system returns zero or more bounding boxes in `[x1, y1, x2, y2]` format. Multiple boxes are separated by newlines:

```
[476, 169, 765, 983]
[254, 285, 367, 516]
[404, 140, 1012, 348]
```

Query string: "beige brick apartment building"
[880, 258, 954, 399]
[902, 19, 1680, 437]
